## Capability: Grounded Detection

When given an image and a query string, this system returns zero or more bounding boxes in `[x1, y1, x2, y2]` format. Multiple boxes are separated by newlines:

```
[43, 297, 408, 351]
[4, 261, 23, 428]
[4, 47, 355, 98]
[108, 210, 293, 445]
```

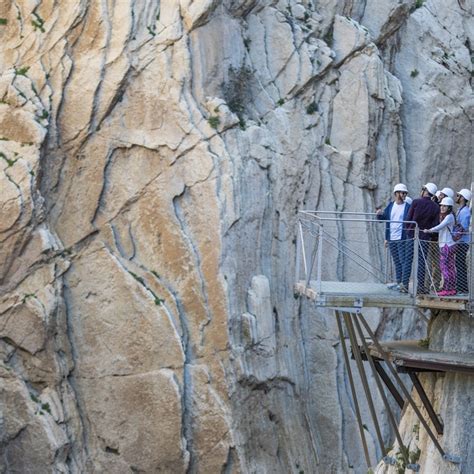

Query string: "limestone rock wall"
[0, 0, 471, 473]
[375, 311, 474, 474]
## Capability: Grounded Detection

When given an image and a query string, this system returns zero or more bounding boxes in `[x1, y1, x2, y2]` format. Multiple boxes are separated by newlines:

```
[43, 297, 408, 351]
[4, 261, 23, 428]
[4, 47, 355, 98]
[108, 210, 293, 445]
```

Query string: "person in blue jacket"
[376, 183, 412, 292]
[455, 189, 471, 293]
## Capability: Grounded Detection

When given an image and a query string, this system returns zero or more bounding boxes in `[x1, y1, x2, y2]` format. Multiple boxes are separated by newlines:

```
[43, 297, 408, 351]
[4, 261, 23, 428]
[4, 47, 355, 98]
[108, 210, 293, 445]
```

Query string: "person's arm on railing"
[423, 214, 454, 233]
[376, 203, 390, 247]
[375, 204, 389, 220]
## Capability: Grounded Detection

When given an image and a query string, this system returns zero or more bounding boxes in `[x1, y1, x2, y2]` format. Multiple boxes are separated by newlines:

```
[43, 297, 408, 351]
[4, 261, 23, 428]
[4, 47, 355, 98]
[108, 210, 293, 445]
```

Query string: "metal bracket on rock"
[443, 453, 462, 464]
[315, 295, 327, 306]
[354, 297, 363, 308]
[382, 456, 396, 465]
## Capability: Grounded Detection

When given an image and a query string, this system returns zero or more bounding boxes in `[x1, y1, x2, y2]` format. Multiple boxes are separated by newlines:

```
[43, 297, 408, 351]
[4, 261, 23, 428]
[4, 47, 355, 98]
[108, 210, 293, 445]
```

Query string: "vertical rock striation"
[0, 0, 471, 472]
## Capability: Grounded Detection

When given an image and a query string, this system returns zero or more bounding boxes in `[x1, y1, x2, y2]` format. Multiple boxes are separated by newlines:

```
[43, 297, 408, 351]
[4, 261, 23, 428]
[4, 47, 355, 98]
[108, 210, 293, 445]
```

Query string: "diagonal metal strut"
[342, 312, 386, 458]
[356, 311, 446, 458]
[335, 311, 372, 469]
[349, 312, 410, 467]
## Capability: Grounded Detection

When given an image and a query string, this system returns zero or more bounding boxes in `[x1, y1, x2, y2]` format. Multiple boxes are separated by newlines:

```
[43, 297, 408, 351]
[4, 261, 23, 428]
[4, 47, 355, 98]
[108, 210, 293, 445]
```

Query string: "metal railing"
[296, 211, 472, 308]
[415, 238, 472, 298]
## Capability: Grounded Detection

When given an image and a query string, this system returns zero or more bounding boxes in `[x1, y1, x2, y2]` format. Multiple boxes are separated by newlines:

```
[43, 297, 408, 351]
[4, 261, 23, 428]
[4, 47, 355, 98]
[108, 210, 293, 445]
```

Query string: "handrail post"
[296, 221, 302, 284]
[470, 236, 473, 316]
[300, 223, 308, 283]
[317, 224, 323, 294]
[413, 227, 419, 304]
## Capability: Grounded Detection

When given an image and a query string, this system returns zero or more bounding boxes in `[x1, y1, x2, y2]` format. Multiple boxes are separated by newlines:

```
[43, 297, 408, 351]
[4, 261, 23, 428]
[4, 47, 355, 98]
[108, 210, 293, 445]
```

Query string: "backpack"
[450, 214, 465, 241]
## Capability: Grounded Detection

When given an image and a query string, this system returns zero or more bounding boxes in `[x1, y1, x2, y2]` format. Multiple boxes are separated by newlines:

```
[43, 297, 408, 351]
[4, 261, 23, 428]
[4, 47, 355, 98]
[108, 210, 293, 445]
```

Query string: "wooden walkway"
[368, 340, 474, 374]
[295, 281, 469, 311]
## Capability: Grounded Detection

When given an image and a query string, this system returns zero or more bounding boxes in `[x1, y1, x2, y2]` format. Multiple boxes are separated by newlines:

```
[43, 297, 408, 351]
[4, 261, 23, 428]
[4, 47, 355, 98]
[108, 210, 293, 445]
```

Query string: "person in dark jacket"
[406, 182, 441, 294]
[376, 183, 411, 292]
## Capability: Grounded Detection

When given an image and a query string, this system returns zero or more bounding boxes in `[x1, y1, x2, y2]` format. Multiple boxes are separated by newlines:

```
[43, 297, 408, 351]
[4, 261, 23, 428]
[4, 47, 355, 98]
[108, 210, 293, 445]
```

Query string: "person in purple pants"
[423, 197, 457, 296]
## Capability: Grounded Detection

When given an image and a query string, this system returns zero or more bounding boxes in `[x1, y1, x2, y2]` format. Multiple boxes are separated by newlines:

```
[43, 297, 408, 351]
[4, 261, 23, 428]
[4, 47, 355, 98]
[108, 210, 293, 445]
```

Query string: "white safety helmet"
[458, 189, 472, 201]
[393, 183, 408, 193]
[440, 197, 454, 206]
[423, 182, 437, 196]
[405, 196, 413, 205]
[440, 187, 454, 199]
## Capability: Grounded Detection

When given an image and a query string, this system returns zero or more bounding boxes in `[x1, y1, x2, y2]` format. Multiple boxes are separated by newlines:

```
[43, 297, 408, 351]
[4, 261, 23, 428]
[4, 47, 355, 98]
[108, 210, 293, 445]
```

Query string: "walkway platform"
[368, 340, 474, 374]
[295, 281, 469, 311]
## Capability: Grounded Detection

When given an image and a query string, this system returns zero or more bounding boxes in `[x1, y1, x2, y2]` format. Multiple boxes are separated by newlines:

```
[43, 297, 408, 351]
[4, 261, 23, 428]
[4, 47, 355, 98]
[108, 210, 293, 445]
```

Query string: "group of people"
[376, 183, 471, 296]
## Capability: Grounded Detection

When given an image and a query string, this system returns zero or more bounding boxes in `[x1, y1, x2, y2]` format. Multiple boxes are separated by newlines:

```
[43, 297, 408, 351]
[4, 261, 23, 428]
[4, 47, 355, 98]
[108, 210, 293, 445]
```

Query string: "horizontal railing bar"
[300, 216, 419, 227]
[300, 211, 378, 215]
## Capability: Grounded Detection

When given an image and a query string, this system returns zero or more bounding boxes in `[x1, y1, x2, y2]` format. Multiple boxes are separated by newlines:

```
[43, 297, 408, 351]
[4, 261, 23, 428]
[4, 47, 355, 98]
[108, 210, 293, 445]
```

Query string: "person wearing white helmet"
[376, 183, 411, 291]
[423, 197, 457, 296]
[433, 190, 442, 204]
[406, 182, 440, 294]
[430, 190, 447, 288]
[455, 189, 472, 293]
[439, 187, 454, 200]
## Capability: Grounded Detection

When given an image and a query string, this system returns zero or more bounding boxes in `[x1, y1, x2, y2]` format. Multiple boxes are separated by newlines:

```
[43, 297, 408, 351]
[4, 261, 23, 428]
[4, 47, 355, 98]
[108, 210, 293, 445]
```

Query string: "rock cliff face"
[0, 0, 471, 473]
[376, 311, 474, 474]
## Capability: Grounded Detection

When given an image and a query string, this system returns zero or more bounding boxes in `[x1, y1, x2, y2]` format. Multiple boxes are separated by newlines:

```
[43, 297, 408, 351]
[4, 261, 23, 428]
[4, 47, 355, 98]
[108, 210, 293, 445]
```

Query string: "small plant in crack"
[30, 394, 51, 415]
[0, 18, 8, 25]
[128, 270, 164, 306]
[324, 137, 331, 146]
[306, 102, 318, 114]
[208, 115, 220, 129]
[323, 27, 333, 47]
[154, 296, 164, 306]
[223, 65, 253, 118]
[415, 0, 424, 8]
[410, 69, 419, 77]
[409, 447, 421, 464]
[395, 446, 410, 473]
[30, 393, 40, 403]
[418, 337, 429, 348]
[147, 25, 156, 36]
[22, 293, 37, 303]
[14, 66, 29, 76]
[0, 152, 16, 167]
[31, 12, 45, 32]
[38, 110, 49, 120]
[277, 98, 285, 106]
[128, 270, 145, 285]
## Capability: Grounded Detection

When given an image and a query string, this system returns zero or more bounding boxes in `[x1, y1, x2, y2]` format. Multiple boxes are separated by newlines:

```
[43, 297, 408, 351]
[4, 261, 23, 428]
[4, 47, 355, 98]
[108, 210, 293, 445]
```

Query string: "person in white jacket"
[423, 197, 457, 296]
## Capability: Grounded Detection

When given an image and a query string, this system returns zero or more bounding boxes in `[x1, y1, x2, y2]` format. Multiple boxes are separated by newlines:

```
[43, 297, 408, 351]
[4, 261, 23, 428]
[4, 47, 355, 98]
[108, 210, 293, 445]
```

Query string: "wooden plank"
[294, 281, 415, 308]
[295, 280, 469, 311]
[368, 340, 474, 374]
[416, 297, 466, 311]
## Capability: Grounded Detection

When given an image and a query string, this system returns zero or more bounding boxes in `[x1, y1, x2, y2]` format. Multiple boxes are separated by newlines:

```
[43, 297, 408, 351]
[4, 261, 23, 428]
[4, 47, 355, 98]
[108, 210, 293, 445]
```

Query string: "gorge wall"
[0, 0, 472, 473]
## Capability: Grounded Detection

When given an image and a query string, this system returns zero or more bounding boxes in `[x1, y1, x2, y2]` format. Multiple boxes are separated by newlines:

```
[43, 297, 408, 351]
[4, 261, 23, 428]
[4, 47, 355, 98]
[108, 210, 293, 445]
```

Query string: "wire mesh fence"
[296, 212, 472, 307]
[415, 237, 472, 298]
